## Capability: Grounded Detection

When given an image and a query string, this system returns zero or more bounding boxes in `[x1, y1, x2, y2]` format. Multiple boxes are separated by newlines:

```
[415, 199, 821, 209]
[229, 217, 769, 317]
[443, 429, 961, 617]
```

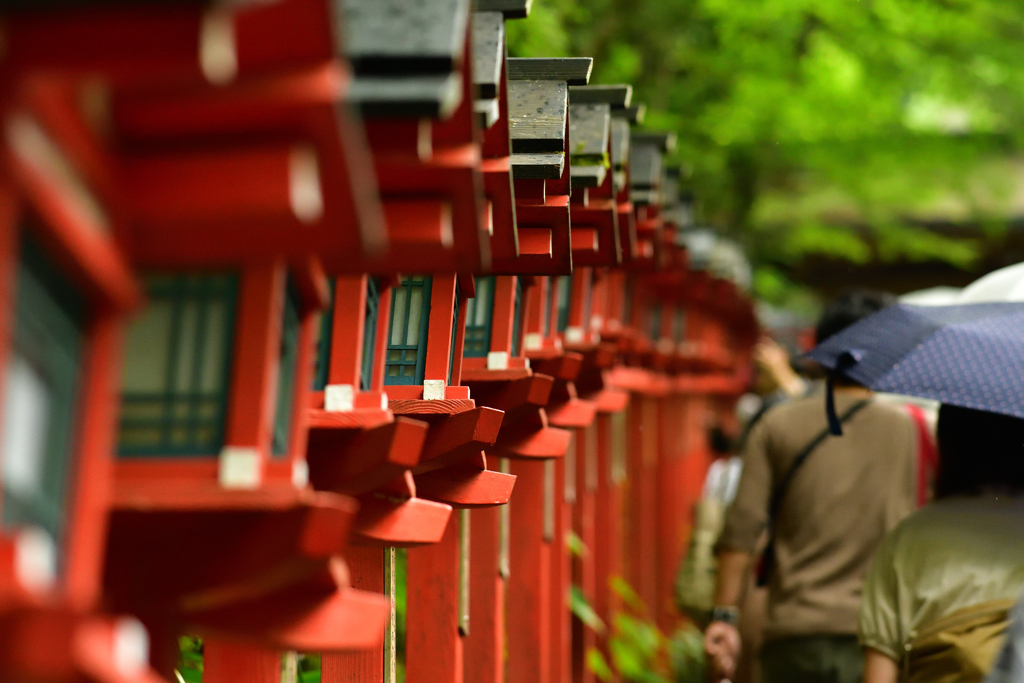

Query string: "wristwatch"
[710, 605, 740, 626]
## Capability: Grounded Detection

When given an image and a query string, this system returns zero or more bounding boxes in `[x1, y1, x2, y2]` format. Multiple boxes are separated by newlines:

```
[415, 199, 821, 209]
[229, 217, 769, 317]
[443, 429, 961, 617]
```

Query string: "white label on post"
[487, 351, 509, 370]
[199, 9, 238, 85]
[289, 145, 324, 224]
[292, 459, 310, 488]
[219, 446, 262, 489]
[564, 326, 585, 344]
[113, 618, 150, 676]
[15, 527, 55, 593]
[381, 392, 390, 410]
[524, 332, 543, 351]
[423, 379, 446, 401]
[324, 384, 355, 412]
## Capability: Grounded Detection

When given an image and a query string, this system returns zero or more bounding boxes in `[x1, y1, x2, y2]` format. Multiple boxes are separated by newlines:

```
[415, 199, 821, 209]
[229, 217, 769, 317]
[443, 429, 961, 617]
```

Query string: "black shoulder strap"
[767, 399, 872, 520]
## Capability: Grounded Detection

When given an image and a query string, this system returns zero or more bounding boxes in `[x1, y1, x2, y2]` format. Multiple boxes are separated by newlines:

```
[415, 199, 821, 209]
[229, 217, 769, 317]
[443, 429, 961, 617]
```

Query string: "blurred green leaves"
[508, 0, 1024, 279]
[586, 577, 708, 683]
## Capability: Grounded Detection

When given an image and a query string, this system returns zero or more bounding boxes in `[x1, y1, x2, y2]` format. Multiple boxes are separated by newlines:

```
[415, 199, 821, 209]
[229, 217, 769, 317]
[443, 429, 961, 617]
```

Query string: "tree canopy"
[507, 0, 1024, 305]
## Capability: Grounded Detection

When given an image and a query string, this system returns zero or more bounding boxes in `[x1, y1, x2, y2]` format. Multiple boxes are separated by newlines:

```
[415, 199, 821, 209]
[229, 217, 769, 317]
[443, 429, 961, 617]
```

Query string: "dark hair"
[935, 404, 1024, 498]
[815, 290, 895, 345]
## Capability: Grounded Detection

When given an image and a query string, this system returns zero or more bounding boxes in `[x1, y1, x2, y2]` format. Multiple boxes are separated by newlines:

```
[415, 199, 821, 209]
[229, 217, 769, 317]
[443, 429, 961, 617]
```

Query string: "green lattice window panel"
[555, 275, 571, 333]
[272, 279, 300, 457]
[542, 277, 554, 338]
[511, 278, 524, 357]
[449, 281, 461, 384]
[118, 274, 237, 456]
[650, 303, 662, 339]
[385, 276, 432, 386]
[313, 279, 335, 391]
[674, 308, 688, 343]
[463, 277, 494, 358]
[622, 282, 634, 327]
[1, 234, 86, 566]
[361, 278, 381, 391]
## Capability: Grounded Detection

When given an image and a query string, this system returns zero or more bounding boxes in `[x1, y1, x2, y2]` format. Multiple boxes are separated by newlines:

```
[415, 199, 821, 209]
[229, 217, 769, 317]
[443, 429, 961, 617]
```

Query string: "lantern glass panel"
[272, 280, 300, 457]
[463, 277, 494, 358]
[1, 235, 85, 566]
[118, 274, 237, 456]
[384, 277, 432, 386]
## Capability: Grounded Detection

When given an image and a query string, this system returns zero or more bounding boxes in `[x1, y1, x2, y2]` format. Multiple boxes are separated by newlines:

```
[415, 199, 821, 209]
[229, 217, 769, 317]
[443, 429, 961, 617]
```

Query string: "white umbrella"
[958, 262, 1024, 303]
[899, 286, 962, 306]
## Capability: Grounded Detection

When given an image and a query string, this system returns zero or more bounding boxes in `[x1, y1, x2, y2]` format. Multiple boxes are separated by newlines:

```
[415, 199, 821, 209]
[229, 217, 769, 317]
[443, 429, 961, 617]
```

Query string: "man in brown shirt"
[706, 291, 918, 683]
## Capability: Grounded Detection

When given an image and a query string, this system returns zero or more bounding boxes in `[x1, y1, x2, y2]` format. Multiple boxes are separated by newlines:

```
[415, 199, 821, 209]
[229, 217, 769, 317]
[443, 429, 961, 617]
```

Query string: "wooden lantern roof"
[568, 103, 611, 189]
[508, 80, 568, 179]
[630, 144, 662, 203]
[631, 131, 677, 153]
[568, 84, 632, 109]
[473, 12, 505, 128]
[507, 57, 593, 85]
[473, 0, 532, 18]
[341, 0, 471, 117]
[613, 104, 646, 125]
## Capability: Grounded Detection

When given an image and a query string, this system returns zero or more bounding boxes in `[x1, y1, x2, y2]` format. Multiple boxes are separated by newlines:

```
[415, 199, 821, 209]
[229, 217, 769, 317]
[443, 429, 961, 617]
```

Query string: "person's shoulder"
[888, 497, 978, 537]
[758, 392, 821, 425]
[864, 397, 918, 426]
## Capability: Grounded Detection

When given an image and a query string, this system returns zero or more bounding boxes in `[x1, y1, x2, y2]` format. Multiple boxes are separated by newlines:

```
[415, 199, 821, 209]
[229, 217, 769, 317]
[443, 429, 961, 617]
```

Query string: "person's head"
[816, 290, 895, 387]
[815, 289, 895, 346]
[935, 404, 1024, 498]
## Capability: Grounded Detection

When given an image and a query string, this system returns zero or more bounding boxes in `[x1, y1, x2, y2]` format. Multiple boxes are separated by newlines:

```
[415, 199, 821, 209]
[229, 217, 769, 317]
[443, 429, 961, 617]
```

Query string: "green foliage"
[587, 647, 615, 681]
[507, 0, 1024, 276]
[588, 577, 708, 683]
[668, 626, 708, 683]
[570, 585, 606, 633]
[297, 653, 321, 683]
[566, 530, 589, 558]
[395, 547, 408, 683]
[175, 636, 203, 683]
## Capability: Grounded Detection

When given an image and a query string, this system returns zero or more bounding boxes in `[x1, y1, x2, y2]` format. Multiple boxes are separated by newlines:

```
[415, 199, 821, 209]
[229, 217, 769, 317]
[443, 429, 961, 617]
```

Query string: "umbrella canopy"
[899, 286, 962, 306]
[958, 262, 1024, 303]
[807, 302, 1024, 421]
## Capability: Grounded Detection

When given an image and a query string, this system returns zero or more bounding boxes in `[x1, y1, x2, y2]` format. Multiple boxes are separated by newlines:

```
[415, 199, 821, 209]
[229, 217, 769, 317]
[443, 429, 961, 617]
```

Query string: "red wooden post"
[406, 513, 464, 683]
[592, 409, 627, 650]
[464, 469, 504, 683]
[204, 642, 283, 683]
[572, 423, 597, 683]
[321, 546, 386, 683]
[550, 450, 571, 683]
[506, 458, 551, 683]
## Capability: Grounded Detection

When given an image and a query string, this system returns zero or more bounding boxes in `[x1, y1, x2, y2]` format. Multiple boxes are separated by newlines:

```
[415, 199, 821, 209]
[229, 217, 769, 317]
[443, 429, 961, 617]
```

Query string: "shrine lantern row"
[0, 1, 757, 682]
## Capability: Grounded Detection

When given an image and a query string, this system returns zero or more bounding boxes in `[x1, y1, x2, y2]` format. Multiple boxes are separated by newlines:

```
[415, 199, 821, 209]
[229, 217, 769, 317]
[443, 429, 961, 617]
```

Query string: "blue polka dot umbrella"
[807, 302, 1024, 428]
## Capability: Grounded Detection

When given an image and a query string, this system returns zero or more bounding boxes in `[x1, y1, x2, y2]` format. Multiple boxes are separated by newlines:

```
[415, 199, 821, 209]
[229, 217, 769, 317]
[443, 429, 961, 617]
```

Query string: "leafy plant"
[586, 578, 708, 683]
[175, 636, 203, 683]
[297, 653, 321, 683]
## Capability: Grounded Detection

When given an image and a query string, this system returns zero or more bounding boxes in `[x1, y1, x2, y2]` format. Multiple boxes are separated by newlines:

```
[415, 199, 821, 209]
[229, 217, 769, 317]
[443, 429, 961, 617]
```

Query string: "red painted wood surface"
[353, 495, 453, 548]
[592, 411, 625, 658]
[321, 547, 385, 683]
[307, 418, 428, 496]
[415, 407, 504, 473]
[506, 459, 551, 683]
[572, 424, 597, 683]
[204, 641, 281, 683]
[463, 502, 504, 683]
[626, 396, 659, 612]
[415, 460, 516, 508]
[224, 263, 286, 460]
[406, 514, 463, 683]
[549, 454, 571, 683]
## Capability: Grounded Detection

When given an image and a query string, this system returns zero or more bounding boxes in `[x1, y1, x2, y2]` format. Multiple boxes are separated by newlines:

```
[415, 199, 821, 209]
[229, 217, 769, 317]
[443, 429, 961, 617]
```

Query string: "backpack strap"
[755, 399, 871, 587]
[768, 399, 872, 520]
